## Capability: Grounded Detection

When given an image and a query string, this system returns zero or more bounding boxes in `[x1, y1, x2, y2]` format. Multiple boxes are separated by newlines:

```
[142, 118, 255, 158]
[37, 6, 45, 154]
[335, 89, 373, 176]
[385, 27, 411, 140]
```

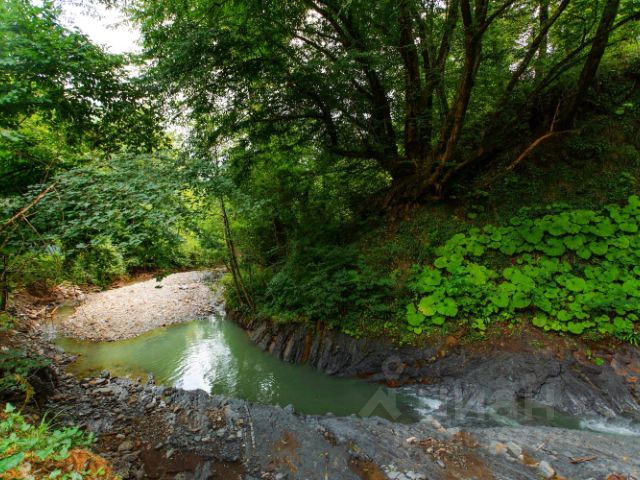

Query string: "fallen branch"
[571, 456, 597, 464]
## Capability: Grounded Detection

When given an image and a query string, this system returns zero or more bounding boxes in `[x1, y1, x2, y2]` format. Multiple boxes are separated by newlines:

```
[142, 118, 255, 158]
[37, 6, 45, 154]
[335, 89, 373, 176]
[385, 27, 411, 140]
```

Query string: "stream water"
[53, 308, 640, 435]
[54, 312, 421, 422]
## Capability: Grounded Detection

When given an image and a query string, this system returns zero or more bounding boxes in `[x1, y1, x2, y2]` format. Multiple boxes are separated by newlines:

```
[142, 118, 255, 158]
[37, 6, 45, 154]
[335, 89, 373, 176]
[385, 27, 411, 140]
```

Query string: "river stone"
[538, 460, 555, 478]
[490, 441, 508, 456]
[506, 441, 523, 457]
[117, 440, 133, 452]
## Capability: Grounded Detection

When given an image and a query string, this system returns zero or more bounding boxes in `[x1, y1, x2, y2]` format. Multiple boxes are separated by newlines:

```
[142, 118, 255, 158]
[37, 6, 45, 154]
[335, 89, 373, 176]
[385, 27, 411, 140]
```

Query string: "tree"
[0, 0, 166, 193]
[133, 0, 639, 207]
[0, 0, 180, 309]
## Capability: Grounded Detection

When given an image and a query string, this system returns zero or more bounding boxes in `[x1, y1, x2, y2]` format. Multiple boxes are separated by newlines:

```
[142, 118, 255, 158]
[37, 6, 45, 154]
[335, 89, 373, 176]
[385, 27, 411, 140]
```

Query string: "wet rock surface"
[46, 370, 640, 480]
[14, 307, 640, 479]
[243, 318, 640, 420]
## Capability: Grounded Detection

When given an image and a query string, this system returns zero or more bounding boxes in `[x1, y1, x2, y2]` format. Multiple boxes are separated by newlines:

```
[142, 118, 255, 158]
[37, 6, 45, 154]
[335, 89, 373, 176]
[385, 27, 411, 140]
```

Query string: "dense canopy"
[133, 0, 639, 205]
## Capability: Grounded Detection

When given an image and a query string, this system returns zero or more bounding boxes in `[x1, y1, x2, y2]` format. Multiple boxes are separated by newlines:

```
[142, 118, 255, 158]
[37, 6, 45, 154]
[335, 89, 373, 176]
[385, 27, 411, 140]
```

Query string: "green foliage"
[0, 404, 96, 478]
[225, 244, 398, 334]
[0, 0, 165, 193]
[0, 0, 197, 306]
[30, 154, 186, 270]
[1, 152, 222, 296]
[69, 238, 126, 289]
[0, 348, 50, 397]
[0, 313, 15, 331]
[407, 196, 640, 343]
[135, 0, 639, 207]
[5, 244, 66, 292]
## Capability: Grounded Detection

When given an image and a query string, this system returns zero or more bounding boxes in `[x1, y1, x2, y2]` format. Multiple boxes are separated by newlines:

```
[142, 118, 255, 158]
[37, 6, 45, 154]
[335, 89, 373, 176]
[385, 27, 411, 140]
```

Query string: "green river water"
[53, 311, 640, 434]
[55, 314, 420, 422]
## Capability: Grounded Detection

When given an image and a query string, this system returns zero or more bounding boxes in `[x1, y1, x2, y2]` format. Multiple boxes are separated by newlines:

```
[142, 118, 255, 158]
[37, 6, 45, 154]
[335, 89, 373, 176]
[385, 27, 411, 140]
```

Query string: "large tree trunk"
[429, 0, 486, 193]
[380, 170, 433, 210]
[558, 0, 620, 128]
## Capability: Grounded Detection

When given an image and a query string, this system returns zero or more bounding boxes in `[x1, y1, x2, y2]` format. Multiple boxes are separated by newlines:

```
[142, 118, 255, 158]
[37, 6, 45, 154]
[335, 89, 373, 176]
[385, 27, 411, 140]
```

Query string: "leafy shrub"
[69, 238, 126, 288]
[246, 245, 397, 333]
[0, 403, 115, 478]
[407, 196, 640, 342]
[4, 245, 66, 294]
[0, 313, 14, 331]
[0, 348, 50, 400]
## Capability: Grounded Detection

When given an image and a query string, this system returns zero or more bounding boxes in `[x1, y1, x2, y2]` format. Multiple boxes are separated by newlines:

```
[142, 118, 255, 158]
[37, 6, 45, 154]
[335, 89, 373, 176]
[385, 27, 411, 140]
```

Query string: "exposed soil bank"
[57, 271, 220, 341]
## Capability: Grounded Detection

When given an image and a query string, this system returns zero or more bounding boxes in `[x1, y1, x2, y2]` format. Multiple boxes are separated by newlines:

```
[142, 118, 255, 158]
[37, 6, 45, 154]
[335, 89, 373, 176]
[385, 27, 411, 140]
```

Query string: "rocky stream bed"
[16, 321, 638, 480]
[12, 271, 640, 479]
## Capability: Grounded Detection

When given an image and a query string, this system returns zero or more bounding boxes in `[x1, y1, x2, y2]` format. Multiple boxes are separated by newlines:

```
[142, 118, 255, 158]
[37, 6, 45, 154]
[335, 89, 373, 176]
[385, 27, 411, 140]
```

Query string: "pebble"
[490, 441, 508, 456]
[117, 440, 133, 452]
[538, 460, 555, 478]
[506, 441, 523, 457]
[94, 386, 116, 395]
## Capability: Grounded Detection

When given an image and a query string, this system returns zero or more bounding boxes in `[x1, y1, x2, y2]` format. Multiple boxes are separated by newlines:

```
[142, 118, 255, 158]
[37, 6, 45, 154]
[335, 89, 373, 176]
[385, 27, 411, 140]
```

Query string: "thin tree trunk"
[0, 183, 57, 235]
[399, 0, 424, 165]
[558, 0, 620, 128]
[0, 256, 9, 312]
[535, 0, 549, 78]
[219, 197, 254, 311]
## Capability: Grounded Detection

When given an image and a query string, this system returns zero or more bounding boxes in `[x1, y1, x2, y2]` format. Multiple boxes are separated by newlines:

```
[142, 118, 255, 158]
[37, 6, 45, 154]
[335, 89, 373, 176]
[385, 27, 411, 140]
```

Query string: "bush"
[6, 245, 66, 293]
[69, 238, 126, 288]
[243, 245, 398, 335]
[0, 351, 50, 400]
[0, 404, 116, 478]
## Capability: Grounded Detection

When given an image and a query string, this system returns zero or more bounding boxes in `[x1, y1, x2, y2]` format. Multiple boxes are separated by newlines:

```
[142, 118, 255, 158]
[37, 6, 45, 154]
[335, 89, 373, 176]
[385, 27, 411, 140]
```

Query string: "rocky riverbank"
[57, 271, 221, 341]
[9, 324, 635, 480]
[8, 276, 640, 479]
[241, 317, 640, 420]
[44, 364, 640, 480]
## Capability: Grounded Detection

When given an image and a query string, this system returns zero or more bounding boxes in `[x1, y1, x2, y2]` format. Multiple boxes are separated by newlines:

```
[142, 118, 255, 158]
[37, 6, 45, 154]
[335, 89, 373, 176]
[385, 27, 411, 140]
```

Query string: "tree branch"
[0, 183, 57, 235]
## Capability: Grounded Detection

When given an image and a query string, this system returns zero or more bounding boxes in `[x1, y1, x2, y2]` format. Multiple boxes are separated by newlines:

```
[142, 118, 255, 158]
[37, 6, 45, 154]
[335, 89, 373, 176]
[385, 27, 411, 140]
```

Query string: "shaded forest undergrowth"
[225, 105, 640, 349]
